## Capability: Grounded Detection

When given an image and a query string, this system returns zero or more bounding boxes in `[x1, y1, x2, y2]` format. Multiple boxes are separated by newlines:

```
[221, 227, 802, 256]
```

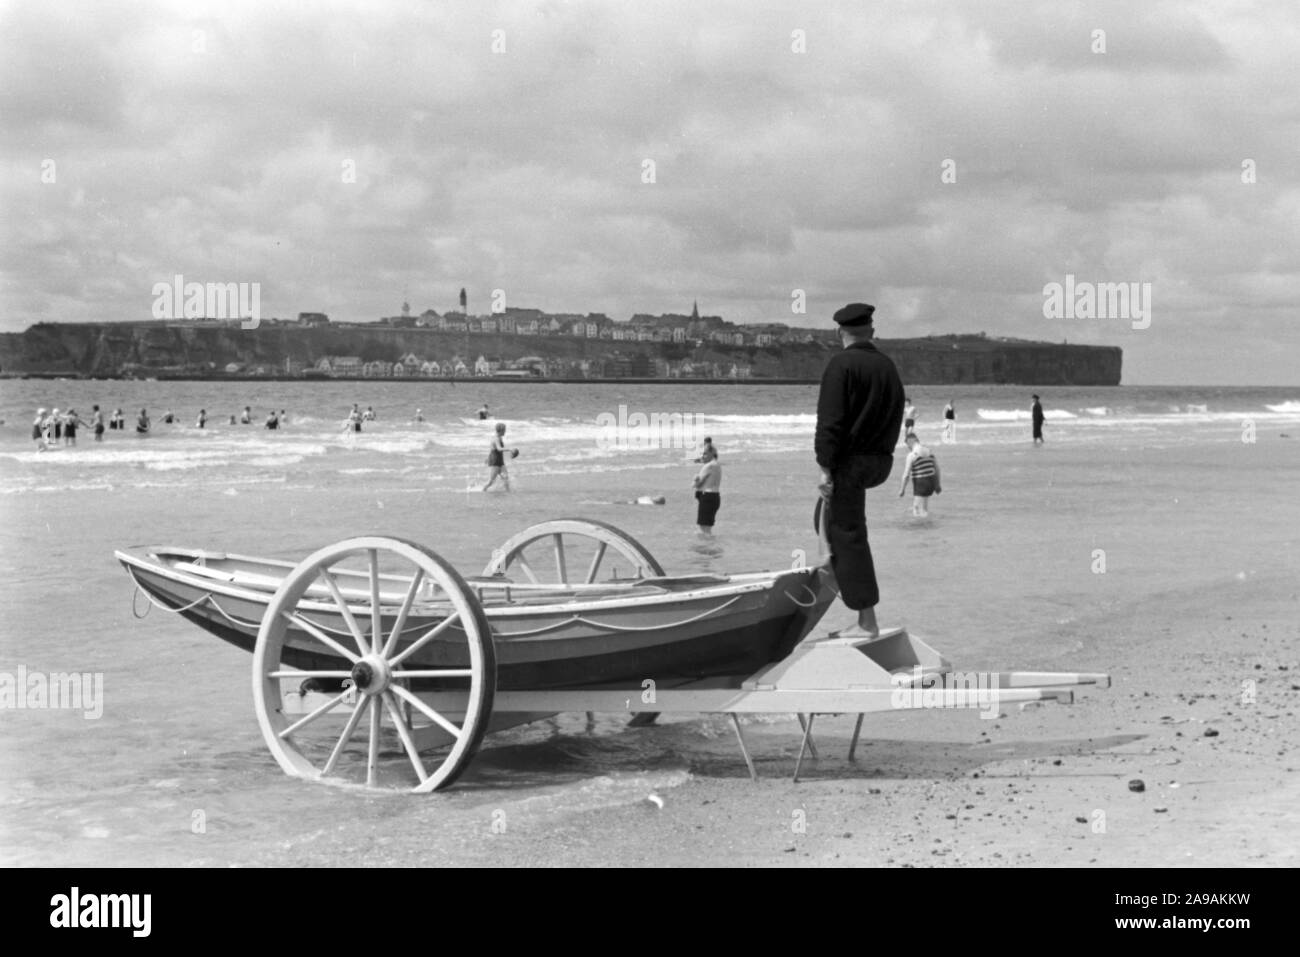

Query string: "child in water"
[898, 432, 941, 516]
[482, 422, 518, 491]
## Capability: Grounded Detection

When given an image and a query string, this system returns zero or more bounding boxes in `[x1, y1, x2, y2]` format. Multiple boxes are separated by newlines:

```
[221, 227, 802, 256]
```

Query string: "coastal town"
[0, 298, 1122, 384]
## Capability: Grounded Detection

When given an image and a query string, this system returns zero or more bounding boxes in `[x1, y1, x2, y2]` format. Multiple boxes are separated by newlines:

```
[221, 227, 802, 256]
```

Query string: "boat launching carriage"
[117, 518, 1109, 792]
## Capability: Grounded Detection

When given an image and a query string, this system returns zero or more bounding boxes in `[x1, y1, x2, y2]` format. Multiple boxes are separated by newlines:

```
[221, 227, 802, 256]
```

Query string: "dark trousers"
[826, 454, 894, 610]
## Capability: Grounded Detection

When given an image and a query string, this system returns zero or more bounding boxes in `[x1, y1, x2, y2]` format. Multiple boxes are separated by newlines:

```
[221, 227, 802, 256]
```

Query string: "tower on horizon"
[691, 300, 699, 321]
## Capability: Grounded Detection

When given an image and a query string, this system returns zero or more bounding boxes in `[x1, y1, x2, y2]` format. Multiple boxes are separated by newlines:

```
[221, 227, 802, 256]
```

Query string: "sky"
[2, 0, 1298, 384]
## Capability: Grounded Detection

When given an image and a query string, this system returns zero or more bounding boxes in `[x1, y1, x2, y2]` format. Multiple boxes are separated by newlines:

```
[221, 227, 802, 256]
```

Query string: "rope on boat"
[126, 566, 212, 619]
[490, 594, 745, 638]
[206, 596, 266, 630]
[782, 584, 819, 608]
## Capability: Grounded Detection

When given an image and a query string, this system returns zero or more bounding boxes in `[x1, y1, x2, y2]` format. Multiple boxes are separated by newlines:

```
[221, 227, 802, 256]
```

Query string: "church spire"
[691, 300, 699, 320]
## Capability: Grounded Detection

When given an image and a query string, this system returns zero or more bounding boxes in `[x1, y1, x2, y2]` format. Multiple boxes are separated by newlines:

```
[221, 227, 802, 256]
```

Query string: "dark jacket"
[815, 340, 905, 468]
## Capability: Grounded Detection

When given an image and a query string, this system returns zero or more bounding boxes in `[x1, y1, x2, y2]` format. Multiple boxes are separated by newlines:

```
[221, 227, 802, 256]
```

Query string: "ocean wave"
[976, 409, 1078, 421]
[1265, 401, 1300, 413]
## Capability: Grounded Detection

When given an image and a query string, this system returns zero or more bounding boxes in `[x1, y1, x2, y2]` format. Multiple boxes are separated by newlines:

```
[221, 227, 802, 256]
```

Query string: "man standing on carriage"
[814, 302, 905, 639]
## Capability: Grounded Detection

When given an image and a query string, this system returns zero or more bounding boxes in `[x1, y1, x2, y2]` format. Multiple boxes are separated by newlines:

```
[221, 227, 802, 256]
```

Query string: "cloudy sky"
[2, 0, 1297, 384]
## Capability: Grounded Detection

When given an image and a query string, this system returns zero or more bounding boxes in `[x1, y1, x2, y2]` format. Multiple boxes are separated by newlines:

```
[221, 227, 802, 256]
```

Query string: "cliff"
[0, 322, 1121, 385]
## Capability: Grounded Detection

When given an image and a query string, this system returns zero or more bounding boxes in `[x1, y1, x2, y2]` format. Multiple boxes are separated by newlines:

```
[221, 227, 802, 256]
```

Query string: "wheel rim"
[253, 536, 496, 792]
[484, 518, 665, 584]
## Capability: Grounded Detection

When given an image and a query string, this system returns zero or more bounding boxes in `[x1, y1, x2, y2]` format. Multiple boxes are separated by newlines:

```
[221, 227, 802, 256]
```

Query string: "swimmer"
[898, 432, 941, 516]
[414, 408, 424, 423]
[136, 408, 151, 435]
[240, 405, 252, 424]
[32, 408, 49, 451]
[482, 422, 518, 491]
[692, 443, 722, 535]
[477, 403, 490, 420]
[91, 405, 105, 442]
[265, 410, 279, 430]
[345, 404, 362, 433]
[63, 409, 84, 446]
[196, 409, 207, 428]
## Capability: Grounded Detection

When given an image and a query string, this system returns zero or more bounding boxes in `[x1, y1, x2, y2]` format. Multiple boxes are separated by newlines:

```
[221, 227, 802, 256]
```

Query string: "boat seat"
[173, 561, 237, 583]
[173, 561, 285, 592]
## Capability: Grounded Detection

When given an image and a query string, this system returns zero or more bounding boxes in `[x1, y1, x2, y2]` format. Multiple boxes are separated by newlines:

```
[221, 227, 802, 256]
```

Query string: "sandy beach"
[2, 385, 1296, 868]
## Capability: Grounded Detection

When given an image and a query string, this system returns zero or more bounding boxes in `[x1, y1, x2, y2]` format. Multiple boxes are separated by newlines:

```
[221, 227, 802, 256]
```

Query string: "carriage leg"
[796, 713, 820, 759]
[729, 714, 758, 782]
[848, 713, 865, 761]
[793, 713, 818, 782]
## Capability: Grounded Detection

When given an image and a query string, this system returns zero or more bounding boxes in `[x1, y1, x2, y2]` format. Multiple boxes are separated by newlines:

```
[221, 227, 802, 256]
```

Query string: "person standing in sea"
[482, 422, 518, 491]
[942, 400, 955, 443]
[898, 432, 942, 517]
[91, 405, 105, 442]
[814, 302, 905, 639]
[691, 443, 722, 535]
[1031, 394, 1045, 445]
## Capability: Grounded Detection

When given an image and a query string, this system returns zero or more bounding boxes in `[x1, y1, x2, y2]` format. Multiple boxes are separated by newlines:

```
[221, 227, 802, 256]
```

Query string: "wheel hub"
[349, 655, 390, 695]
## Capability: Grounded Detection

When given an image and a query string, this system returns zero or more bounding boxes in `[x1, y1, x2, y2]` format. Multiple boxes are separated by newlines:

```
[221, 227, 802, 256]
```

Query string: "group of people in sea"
[29, 402, 300, 449]
[901, 396, 959, 444]
[31, 404, 131, 450]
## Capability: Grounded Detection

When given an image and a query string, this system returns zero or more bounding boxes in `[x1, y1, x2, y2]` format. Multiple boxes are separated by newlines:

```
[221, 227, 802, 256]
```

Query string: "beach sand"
[2, 423, 1297, 867]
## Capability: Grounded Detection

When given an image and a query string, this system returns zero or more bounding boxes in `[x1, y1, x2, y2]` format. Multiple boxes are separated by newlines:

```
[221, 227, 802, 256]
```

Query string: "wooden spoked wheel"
[483, 518, 664, 585]
[252, 536, 496, 792]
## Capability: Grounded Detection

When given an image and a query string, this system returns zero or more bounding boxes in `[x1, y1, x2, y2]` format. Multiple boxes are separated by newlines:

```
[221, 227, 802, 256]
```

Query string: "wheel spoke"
[390, 683, 463, 739]
[391, 669, 475, 679]
[513, 554, 539, 584]
[584, 541, 607, 584]
[383, 691, 428, 784]
[283, 612, 362, 664]
[322, 695, 370, 777]
[388, 611, 462, 668]
[368, 549, 383, 659]
[384, 568, 425, 658]
[269, 670, 353, 679]
[552, 533, 568, 584]
[318, 568, 372, 656]
[366, 691, 381, 787]
[280, 689, 353, 738]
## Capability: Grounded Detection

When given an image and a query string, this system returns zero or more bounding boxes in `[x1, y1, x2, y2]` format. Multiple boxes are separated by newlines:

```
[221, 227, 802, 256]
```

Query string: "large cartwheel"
[483, 518, 664, 584]
[252, 536, 496, 792]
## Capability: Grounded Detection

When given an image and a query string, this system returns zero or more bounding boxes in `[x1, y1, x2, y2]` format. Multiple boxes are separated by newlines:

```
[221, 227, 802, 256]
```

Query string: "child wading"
[482, 422, 519, 491]
[899, 432, 942, 516]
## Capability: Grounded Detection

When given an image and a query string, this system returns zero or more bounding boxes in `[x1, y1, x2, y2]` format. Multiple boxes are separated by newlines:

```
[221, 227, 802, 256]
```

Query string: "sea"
[1, 379, 1298, 865]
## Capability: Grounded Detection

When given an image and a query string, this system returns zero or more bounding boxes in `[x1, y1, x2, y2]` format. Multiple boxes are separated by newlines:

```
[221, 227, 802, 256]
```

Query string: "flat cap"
[833, 302, 875, 327]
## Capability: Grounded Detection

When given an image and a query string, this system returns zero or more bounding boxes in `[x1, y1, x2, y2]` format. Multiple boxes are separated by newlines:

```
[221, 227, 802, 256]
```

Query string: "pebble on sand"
[1128, 779, 1146, 793]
